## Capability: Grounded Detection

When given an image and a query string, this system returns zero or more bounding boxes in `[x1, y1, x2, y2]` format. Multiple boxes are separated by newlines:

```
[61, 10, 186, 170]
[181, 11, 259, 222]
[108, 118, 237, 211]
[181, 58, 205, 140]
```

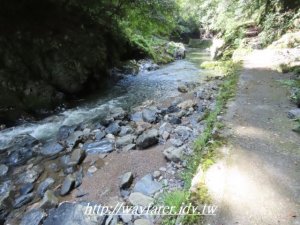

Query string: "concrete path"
[205, 50, 300, 225]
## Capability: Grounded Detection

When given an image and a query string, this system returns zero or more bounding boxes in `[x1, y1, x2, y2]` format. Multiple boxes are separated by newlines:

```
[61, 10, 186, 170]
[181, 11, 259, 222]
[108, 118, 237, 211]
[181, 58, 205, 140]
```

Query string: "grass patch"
[161, 60, 241, 225]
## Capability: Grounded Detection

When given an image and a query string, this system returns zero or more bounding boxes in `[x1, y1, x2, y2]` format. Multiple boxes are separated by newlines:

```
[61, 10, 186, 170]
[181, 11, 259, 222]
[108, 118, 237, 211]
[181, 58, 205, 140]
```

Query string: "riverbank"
[0, 46, 224, 225]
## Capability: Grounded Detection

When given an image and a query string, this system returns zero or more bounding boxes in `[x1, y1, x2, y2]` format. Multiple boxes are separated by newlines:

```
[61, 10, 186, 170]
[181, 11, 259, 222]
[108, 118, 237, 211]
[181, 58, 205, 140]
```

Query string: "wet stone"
[82, 139, 114, 154]
[37, 178, 55, 198]
[0, 181, 13, 221]
[57, 125, 77, 141]
[71, 148, 86, 165]
[93, 130, 106, 141]
[131, 111, 144, 122]
[20, 183, 34, 195]
[40, 190, 58, 209]
[119, 126, 134, 136]
[0, 164, 8, 177]
[74, 168, 84, 188]
[66, 131, 83, 149]
[6, 147, 34, 166]
[13, 193, 34, 209]
[60, 174, 75, 196]
[20, 209, 46, 225]
[17, 165, 44, 184]
[41, 142, 64, 156]
[105, 122, 121, 135]
[142, 108, 158, 123]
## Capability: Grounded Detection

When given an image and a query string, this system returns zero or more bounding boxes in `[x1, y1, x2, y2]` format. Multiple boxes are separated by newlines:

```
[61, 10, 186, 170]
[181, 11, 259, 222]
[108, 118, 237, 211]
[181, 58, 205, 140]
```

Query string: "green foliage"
[184, 60, 240, 188]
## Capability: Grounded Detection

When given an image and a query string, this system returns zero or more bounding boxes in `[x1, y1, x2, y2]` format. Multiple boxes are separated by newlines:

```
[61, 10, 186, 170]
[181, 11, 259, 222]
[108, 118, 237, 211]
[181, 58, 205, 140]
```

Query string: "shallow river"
[0, 48, 212, 147]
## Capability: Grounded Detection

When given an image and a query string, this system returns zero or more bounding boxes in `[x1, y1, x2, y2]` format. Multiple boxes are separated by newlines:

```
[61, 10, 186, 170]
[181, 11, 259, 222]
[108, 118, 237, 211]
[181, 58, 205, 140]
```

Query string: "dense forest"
[0, 1, 300, 225]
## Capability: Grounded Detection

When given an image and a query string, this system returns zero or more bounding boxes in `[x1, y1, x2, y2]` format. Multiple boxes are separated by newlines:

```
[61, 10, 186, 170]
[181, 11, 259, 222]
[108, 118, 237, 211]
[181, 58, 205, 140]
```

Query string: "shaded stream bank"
[0, 46, 225, 225]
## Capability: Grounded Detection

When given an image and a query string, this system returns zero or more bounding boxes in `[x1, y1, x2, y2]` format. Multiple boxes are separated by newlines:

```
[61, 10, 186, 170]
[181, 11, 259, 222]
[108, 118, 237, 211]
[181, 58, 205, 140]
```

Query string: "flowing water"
[0, 48, 212, 147]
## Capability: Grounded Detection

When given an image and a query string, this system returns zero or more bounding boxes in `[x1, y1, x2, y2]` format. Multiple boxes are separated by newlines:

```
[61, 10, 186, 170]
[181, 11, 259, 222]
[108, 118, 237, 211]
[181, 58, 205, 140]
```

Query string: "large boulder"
[43, 202, 107, 225]
[20, 209, 46, 225]
[116, 135, 136, 148]
[163, 146, 185, 162]
[136, 129, 158, 149]
[133, 174, 162, 196]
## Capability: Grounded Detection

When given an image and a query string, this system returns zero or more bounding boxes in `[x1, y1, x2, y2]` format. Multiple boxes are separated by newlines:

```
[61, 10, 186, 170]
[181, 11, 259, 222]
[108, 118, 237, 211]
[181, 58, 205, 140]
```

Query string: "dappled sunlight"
[205, 145, 297, 224]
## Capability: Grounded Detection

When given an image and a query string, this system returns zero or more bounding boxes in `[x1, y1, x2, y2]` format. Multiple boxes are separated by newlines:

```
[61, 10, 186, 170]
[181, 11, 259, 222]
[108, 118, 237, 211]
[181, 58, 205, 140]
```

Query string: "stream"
[0, 48, 212, 148]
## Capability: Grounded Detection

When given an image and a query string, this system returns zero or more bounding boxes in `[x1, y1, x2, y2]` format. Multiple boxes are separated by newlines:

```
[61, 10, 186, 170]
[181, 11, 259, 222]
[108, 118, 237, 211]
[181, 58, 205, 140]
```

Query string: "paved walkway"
[205, 50, 300, 225]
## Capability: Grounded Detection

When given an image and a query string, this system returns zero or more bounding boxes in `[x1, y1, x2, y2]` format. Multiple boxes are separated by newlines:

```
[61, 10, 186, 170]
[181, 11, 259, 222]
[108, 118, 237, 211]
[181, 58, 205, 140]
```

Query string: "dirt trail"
[205, 50, 300, 225]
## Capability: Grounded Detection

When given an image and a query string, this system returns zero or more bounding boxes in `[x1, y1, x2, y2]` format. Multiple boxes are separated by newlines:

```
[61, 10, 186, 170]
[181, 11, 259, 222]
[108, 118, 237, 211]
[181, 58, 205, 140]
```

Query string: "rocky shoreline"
[0, 68, 223, 225]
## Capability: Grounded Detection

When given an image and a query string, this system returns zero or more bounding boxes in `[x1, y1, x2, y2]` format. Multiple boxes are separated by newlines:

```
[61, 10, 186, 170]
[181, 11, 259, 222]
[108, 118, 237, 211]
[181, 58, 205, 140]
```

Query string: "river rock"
[40, 190, 58, 209]
[10, 134, 39, 149]
[159, 123, 172, 136]
[74, 168, 84, 188]
[116, 134, 136, 148]
[131, 112, 144, 122]
[71, 148, 86, 165]
[153, 171, 161, 179]
[288, 109, 300, 119]
[87, 166, 98, 174]
[136, 129, 158, 149]
[123, 144, 136, 151]
[163, 146, 184, 162]
[119, 125, 134, 136]
[105, 122, 121, 135]
[162, 131, 170, 140]
[120, 214, 132, 224]
[134, 219, 152, 225]
[170, 138, 183, 147]
[57, 125, 77, 141]
[174, 126, 193, 141]
[135, 122, 152, 135]
[177, 100, 195, 110]
[166, 105, 180, 114]
[93, 130, 106, 141]
[142, 108, 157, 123]
[20, 183, 34, 195]
[128, 192, 154, 207]
[0, 164, 8, 177]
[0, 181, 13, 222]
[13, 193, 34, 208]
[110, 107, 126, 120]
[6, 147, 34, 166]
[66, 131, 83, 149]
[60, 174, 75, 196]
[17, 165, 44, 184]
[41, 142, 64, 156]
[43, 202, 106, 225]
[168, 116, 182, 125]
[120, 172, 134, 189]
[82, 139, 114, 154]
[178, 84, 188, 93]
[20, 209, 46, 225]
[133, 174, 162, 196]
[37, 178, 55, 198]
